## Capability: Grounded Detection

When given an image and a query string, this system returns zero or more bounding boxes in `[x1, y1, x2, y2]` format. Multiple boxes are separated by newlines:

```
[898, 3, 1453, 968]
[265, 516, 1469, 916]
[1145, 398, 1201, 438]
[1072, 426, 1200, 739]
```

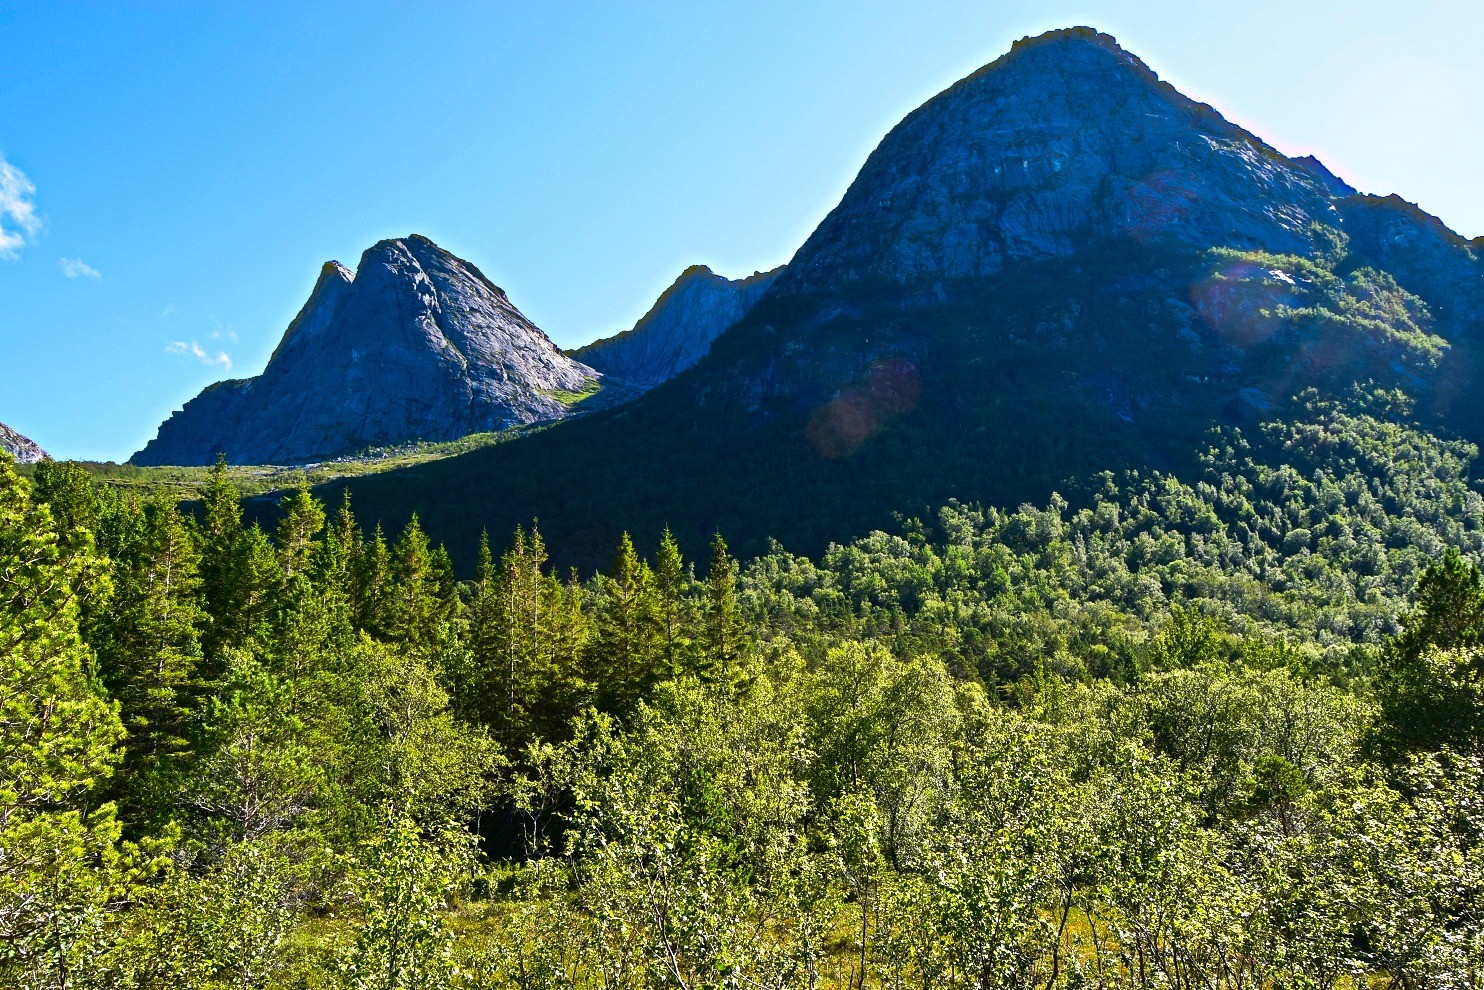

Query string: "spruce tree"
[0, 455, 126, 984]
[590, 532, 664, 714]
[357, 524, 394, 639]
[95, 496, 209, 817]
[198, 458, 284, 666]
[703, 531, 745, 673]
[274, 489, 326, 581]
[389, 514, 446, 650]
[654, 527, 698, 675]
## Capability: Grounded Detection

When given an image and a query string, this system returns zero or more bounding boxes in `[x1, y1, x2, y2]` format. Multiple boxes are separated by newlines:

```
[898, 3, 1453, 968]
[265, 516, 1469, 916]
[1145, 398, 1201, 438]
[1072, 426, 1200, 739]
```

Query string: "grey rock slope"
[0, 422, 46, 464]
[776, 26, 1342, 294]
[573, 265, 782, 388]
[134, 235, 598, 465]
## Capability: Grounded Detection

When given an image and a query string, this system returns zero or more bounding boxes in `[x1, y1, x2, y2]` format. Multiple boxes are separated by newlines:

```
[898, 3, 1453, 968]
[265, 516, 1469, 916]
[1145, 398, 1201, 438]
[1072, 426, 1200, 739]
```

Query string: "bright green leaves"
[0, 454, 126, 984]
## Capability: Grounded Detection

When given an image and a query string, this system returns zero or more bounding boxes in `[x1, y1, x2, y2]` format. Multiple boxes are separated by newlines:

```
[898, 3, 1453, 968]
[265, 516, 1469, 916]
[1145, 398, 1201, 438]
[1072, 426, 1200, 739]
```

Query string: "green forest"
[4, 392, 1483, 988]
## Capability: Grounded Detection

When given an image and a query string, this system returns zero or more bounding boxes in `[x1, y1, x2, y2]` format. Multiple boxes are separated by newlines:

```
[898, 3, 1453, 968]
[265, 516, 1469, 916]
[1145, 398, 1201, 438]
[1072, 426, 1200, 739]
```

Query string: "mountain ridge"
[573, 265, 783, 388]
[307, 28, 1484, 572]
[774, 26, 1340, 294]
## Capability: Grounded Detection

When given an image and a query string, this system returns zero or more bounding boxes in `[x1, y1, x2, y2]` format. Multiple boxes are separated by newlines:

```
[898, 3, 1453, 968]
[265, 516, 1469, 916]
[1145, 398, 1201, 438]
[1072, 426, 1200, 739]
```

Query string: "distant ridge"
[574, 265, 782, 388]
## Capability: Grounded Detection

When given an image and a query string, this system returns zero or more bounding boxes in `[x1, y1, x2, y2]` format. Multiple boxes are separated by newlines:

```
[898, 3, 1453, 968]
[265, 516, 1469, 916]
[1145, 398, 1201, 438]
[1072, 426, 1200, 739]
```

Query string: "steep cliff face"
[0, 422, 46, 464]
[573, 266, 782, 388]
[776, 27, 1340, 294]
[133, 235, 598, 465]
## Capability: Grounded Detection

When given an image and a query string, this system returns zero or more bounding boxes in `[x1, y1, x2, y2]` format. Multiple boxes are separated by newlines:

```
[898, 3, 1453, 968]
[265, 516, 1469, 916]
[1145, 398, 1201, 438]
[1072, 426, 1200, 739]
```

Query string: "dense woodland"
[4, 391, 1484, 988]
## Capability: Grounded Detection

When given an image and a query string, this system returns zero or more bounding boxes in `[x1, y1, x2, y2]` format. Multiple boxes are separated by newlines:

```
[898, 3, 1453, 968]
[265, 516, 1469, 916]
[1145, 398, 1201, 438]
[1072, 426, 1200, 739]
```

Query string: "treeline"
[2, 392, 1483, 987]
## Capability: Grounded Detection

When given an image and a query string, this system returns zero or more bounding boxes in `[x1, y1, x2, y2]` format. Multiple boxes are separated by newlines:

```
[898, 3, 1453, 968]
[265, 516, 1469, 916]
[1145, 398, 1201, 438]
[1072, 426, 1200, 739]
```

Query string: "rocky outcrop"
[777, 27, 1341, 294]
[1336, 194, 1484, 328]
[573, 266, 782, 388]
[0, 422, 46, 464]
[133, 235, 599, 465]
[1292, 155, 1357, 198]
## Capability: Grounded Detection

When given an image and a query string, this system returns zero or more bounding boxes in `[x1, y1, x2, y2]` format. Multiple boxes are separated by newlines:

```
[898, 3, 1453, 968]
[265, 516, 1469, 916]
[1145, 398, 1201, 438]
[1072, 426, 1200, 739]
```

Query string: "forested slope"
[3, 396, 1483, 985]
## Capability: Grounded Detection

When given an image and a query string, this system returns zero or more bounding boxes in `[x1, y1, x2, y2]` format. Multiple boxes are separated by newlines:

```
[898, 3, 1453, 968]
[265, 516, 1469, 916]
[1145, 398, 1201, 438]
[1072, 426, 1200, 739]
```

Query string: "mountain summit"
[574, 265, 782, 389]
[133, 236, 598, 465]
[778, 27, 1340, 293]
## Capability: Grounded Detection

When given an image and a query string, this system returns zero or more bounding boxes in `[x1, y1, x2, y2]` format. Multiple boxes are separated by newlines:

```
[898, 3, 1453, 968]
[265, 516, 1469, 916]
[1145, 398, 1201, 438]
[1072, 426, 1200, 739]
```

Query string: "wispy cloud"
[159, 304, 176, 318]
[0, 155, 40, 259]
[166, 339, 233, 371]
[60, 256, 100, 279]
[208, 317, 238, 343]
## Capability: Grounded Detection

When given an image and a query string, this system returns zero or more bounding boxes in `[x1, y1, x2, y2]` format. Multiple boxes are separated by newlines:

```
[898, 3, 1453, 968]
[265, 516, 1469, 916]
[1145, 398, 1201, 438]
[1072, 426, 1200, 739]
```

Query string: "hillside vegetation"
[3, 386, 1482, 987]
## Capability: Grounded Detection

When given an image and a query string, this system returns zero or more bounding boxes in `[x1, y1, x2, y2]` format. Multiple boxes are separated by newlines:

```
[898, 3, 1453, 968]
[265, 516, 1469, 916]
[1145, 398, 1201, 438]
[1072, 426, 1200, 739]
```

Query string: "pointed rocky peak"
[269, 259, 356, 364]
[1292, 155, 1357, 197]
[133, 234, 599, 466]
[777, 27, 1341, 293]
[0, 422, 46, 464]
[574, 264, 783, 388]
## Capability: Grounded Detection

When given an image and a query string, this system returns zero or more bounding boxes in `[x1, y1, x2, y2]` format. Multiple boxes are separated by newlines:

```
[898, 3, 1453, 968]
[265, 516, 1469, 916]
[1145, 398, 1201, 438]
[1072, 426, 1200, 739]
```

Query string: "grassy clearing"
[26, 425, 546, 498]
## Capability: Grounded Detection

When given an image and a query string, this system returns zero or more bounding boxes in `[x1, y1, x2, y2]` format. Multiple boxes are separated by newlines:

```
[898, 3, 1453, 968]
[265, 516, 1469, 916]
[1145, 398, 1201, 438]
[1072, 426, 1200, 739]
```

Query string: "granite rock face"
[0, 422, 46, 464]
[133, 236, 598, 465]
[574, 265, 782, 388]
[777, 27, 1341, 294]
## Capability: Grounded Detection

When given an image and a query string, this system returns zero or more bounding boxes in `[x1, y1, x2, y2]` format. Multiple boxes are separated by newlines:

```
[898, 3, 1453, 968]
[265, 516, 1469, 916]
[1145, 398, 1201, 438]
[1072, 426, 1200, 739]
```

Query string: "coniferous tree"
[356, 524, 394, 639]
[198, 458, 283, 666]
[199, 457, 245, 664]
[389, 514, 447, 651]
[654, 528, 698, 675]
[703, 531, 745, 673]
[274, 489, 326, 582]
[590, 532, 664, 714]
[0, 455, 126, 986]
[1375, 549, 1484, 755]
[94, 496, 209, 817]
[464, 526, 590, 748]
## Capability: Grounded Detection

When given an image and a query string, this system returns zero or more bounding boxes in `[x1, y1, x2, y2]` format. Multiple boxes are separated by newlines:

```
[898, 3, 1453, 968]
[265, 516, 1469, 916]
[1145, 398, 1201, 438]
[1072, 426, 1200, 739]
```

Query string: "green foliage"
[7, 381, 1484, 986]
[0, 454, 127, 986]
[1375, 549, 1484, 754]
[335, 814, 470, 990]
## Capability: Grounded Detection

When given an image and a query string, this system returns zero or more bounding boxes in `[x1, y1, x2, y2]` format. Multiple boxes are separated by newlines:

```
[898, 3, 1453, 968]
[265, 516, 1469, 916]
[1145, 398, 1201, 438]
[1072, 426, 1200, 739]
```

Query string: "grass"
[26, 378, 618, 502]
[25, 425, 551, 499]
[542, 378, 604, 407]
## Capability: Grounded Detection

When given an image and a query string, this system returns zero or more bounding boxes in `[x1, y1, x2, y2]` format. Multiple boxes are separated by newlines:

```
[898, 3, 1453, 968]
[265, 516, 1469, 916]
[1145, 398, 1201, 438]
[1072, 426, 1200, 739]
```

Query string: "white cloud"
[166, 338, 233, 371]
[159, 304, 176, 318]
[59, 256, 100, 279]
[0, 155, 40, 259]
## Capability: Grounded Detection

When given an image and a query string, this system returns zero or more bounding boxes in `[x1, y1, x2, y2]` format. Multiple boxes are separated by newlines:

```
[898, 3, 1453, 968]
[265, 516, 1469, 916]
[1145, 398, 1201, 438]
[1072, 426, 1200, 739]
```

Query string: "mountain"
[133, 235, 600, 466]
[0, 422, 46, 464]
[316, 28, 1483, 572]
[573, 266, 782, 389]
[773, 26, 1341, 294]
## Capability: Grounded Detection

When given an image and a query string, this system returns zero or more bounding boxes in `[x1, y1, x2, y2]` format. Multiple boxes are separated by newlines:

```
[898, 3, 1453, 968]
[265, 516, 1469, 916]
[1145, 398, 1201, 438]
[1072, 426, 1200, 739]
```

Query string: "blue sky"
[3, 0, 1481, 461]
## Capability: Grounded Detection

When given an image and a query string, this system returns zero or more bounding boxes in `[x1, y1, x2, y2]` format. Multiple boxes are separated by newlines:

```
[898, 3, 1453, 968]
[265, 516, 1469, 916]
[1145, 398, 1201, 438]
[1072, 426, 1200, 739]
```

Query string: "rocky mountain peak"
[574, 264, 782, 389]
[133, 235, 599, 466]
[0, 422, 46, 464]
[777, 27, 1340, 293]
